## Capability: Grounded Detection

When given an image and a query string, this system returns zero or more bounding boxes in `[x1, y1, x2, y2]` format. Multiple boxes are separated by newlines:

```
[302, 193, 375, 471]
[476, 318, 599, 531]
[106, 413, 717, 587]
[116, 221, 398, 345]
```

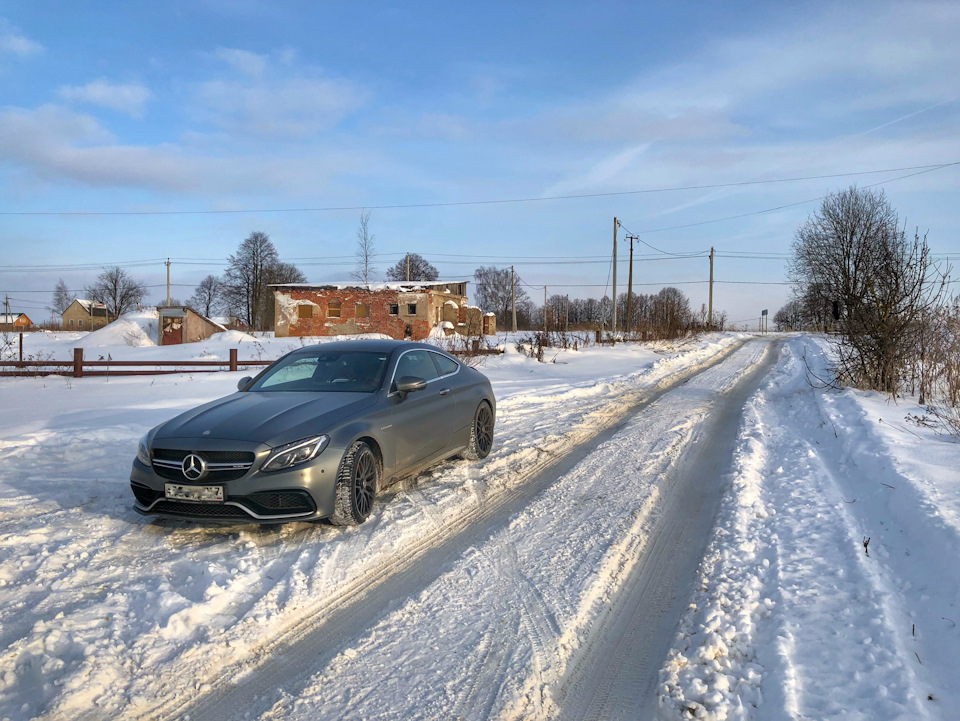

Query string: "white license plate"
[164, 483, 224, 502]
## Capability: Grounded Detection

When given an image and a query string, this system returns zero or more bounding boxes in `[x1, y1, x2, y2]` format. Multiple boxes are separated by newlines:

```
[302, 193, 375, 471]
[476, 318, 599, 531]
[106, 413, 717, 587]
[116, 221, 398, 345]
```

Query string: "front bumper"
[129, 439, 345, 524]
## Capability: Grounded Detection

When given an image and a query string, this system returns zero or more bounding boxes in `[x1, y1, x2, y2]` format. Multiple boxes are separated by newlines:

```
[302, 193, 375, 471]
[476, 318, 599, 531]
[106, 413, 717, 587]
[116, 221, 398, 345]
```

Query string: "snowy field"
[1, 322, 958, 720]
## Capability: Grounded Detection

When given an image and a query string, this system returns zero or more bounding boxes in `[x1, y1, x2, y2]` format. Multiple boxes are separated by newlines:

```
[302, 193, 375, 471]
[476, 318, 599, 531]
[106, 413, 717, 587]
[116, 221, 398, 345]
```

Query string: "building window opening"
[389, 304, 399, 315]
[407, 303, 418, 315]
[298, 305, 313, 319]
[356, 304, 370, 318]
[327, 300, 342, 318]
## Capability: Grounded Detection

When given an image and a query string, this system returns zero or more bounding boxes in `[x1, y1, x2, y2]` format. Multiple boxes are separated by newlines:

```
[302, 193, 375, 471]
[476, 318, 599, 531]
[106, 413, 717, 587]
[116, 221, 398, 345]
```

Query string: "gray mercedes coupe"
[130, 339, 496, 525]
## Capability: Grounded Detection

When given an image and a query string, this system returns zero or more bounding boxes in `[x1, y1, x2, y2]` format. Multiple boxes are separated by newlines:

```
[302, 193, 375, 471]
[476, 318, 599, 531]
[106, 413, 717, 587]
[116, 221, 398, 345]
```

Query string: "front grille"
[151, 448, 255, 482]
[153, 466, 249, 482]
[150, 500, 253, 519]
[153, 449, 255, 464]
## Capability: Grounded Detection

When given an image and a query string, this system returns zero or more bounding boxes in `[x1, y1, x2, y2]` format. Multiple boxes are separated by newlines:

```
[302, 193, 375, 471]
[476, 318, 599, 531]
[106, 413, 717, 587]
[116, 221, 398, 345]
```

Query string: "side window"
[431, 352, 459, 377]
[394, 350, 439, 385]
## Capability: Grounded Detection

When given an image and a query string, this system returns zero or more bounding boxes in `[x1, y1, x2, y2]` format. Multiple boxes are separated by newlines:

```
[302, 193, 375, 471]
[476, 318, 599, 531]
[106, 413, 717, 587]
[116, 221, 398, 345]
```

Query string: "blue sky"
[1, 0, 958, 326]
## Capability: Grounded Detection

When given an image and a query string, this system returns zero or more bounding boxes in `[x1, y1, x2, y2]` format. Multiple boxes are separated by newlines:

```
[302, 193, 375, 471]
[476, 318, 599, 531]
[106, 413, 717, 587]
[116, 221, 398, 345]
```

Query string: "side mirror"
[237, 376, 253, 391]
[395, 375, 427, 399]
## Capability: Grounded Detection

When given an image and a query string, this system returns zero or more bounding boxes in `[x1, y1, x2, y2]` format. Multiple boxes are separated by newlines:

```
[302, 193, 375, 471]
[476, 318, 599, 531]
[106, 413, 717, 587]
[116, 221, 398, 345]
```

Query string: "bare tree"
[789, 186, 949, 394]
[351, 210, 376, 284]
[385, 253, 439, 282]
[473, 266, 529, 327]
[222, 232, 280, 332]
[188, 275, 223, 317]
[51, 278, 72, 316]
[84, 266, 147, 319]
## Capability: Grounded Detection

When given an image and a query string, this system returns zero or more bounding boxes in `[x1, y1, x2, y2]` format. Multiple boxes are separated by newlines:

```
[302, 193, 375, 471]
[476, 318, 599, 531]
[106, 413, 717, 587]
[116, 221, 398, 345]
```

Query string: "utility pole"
[511, 265, 517, 333]
[165, 259, 171, 307]
[406, 254, 410, 282]
[708, 247, 715, 329]
[612, 217, 618, 336]
[565, 294, 569, 332]
[625, 235, 635, 337]
[543, 286, 547, 334]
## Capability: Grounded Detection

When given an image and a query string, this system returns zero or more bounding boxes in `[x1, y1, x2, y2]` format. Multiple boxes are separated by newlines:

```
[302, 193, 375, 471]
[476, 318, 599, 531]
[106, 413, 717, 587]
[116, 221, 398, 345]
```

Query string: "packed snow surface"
[1, 330, 958, 720]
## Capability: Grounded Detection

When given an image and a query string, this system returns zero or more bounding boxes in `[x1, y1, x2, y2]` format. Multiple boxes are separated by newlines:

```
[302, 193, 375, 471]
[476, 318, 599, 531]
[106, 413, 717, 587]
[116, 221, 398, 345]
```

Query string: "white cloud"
[0, 18, 43, 57]
[212, 47, 267, 77]
[195, 50, 367, 138]
[532, 0, 960, 198]
[0, 104, 373, 196]
[58, 79, 152, 118]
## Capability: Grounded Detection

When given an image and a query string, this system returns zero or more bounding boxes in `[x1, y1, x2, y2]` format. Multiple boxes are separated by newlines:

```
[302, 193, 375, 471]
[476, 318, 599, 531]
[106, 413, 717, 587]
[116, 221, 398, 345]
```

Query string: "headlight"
[262, 435, 330, 473]
[137, 433, 151, 465]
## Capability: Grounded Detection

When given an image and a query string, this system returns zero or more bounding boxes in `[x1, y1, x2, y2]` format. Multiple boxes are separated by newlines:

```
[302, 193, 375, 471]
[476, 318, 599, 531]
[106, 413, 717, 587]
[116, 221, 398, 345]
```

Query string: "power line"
[2, 162, 957, 216]
[634, 163, 957, 234]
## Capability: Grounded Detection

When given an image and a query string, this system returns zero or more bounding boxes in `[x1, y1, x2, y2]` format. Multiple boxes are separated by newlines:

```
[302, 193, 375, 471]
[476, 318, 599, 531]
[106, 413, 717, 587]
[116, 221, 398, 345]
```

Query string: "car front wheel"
[463, 402, 494, 460]
[330, 441, 380, 525]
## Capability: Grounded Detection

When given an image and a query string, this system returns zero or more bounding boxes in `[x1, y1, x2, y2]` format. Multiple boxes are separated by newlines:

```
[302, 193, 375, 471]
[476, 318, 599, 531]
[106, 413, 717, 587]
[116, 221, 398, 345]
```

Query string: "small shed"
[158, 306, 226, 345]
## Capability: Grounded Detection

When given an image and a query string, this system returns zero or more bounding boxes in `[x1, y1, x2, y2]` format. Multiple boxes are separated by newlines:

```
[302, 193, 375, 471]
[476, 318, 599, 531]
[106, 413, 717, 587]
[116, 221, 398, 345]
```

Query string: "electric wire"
[2, 162, 957, 216]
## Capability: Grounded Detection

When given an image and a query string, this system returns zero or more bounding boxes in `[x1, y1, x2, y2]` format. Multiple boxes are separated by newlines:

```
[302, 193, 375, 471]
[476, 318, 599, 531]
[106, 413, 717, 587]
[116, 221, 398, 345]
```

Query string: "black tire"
[330, 441, 380, 526]
[462, 402, 494, 460]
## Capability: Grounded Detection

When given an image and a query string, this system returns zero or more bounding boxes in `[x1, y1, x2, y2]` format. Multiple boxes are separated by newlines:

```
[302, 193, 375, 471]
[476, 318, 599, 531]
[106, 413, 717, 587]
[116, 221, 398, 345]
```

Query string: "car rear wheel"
[330, 441, 380, 525]
[463, 402, 494, 460]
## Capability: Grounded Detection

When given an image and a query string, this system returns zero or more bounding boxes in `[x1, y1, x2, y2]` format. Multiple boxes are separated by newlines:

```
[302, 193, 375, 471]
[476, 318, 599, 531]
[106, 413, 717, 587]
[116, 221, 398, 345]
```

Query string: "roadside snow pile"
[657, 337, 960, 720]
[74, 310, 159, 348]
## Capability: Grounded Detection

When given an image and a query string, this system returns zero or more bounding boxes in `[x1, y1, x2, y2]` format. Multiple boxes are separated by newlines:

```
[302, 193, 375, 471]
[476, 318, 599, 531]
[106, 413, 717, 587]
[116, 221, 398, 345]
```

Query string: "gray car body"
[130, 339, 496, 523]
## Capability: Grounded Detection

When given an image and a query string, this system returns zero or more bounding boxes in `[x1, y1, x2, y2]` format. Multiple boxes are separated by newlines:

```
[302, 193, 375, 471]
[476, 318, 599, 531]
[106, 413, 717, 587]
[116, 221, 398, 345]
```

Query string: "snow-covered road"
[2, 332, 959, 721]
[0, 332, 751, 720]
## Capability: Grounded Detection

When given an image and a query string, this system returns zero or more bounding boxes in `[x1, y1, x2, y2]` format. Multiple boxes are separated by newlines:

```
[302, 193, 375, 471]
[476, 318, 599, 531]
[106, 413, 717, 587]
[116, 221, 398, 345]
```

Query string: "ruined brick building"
[271, 281, 496, 341]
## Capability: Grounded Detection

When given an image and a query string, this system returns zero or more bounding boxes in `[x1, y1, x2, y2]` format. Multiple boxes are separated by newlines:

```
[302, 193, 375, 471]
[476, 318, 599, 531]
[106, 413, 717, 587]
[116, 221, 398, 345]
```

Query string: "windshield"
[249, 350, 389, 393]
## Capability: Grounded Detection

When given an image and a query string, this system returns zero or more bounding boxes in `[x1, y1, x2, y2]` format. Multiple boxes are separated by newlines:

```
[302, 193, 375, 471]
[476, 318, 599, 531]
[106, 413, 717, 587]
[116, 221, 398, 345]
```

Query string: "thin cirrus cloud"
[534, 0, 960, 199]
[192, 47, 367, 139]
[58, 79, 153, 118]
[0, 104, 369, 196]
[0, 18, 44, 57]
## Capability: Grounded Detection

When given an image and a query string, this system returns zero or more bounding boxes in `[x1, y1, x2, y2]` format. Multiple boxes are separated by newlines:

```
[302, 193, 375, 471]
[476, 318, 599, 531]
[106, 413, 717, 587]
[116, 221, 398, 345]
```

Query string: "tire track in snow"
[240, 341, 776, 721]
[551, 339, 778, 721]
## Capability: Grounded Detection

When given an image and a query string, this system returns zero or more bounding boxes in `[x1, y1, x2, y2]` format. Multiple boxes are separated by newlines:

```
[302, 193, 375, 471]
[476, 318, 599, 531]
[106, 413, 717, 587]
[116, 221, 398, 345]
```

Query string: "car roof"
[287, 339, 452, 356]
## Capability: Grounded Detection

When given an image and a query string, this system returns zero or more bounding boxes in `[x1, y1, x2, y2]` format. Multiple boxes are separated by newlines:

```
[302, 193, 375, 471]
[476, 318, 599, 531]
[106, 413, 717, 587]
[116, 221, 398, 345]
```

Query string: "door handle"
[439, 388, 451, 396]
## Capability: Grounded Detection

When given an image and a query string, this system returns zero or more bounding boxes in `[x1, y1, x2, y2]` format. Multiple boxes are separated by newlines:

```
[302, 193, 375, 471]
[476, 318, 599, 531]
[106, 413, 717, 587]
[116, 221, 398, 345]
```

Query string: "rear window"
[432, 353, 459, 377]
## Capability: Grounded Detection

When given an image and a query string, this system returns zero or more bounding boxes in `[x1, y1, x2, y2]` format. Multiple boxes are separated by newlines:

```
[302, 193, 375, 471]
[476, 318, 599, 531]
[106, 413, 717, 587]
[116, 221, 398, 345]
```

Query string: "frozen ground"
[0, 324, 957, 720]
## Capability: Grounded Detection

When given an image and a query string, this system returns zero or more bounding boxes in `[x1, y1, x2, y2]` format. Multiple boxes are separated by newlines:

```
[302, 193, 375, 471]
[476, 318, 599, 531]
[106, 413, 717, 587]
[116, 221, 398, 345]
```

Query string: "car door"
[390, 349, 456, 470]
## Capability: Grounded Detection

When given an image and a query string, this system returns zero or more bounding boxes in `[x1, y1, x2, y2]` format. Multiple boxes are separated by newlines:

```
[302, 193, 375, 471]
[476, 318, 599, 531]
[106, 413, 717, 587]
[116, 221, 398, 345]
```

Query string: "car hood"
[154, 391, 378, 446]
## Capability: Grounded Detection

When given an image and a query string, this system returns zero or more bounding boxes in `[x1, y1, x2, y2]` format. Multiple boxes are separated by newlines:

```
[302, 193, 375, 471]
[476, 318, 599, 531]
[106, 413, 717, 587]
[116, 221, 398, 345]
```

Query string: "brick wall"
[275, 288, 440, 341]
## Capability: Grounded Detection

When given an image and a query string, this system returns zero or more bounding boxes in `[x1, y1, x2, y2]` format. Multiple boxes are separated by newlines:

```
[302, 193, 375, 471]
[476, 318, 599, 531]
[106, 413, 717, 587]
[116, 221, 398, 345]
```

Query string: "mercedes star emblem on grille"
[181, 453, 207, 481]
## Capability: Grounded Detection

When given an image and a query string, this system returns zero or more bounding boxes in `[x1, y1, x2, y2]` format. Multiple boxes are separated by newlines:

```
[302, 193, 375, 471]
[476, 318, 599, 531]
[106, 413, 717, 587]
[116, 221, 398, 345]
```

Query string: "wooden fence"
[0, 348, 273, 378]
